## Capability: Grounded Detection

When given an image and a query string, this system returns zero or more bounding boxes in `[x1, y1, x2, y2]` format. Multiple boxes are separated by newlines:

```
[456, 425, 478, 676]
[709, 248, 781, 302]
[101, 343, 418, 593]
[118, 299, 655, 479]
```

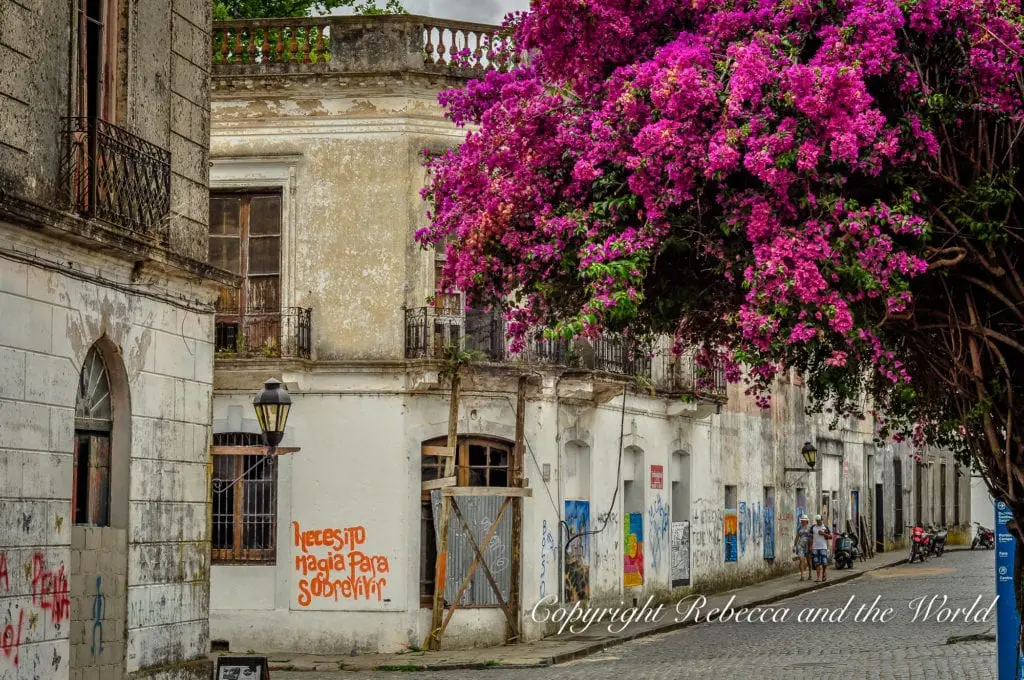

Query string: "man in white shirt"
[810, 514, 832, 582]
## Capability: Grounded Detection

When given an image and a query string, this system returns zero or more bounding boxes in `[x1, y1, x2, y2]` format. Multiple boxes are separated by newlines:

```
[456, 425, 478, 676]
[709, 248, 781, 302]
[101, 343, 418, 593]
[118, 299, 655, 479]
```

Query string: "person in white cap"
[810, 514, 832, 581]
[793, 515, 812, 580]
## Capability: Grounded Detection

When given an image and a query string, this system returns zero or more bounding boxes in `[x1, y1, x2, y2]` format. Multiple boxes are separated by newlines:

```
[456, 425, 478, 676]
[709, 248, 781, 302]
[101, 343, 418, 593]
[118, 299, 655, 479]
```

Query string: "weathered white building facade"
[0, 1, 230, 679]
[205, 14, 969, 656]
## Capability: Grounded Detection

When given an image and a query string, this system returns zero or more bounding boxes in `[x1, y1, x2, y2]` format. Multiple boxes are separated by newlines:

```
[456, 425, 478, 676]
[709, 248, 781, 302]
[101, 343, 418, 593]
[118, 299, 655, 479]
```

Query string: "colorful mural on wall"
[670, 520, 691, 586]
[624, 512, 644, 587]
[564, 500, 590, 602]
[724, 508, 738, 562]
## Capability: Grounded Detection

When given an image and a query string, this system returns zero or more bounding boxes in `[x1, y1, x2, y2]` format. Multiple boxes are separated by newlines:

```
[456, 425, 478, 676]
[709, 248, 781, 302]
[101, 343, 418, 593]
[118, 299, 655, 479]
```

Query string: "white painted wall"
[971, 476, 995, 532]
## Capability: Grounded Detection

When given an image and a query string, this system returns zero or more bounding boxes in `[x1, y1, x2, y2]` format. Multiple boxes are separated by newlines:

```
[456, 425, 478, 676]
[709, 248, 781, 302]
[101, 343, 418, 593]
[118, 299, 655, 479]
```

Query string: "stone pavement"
[218, 546, 924, 673]
[267, 547, 996, 679]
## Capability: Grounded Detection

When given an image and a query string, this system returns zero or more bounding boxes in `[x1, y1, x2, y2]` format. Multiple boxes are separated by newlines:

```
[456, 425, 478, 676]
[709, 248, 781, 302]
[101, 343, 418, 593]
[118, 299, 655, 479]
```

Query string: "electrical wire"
[563, 385, 628, 550]
[0, 246, 215, 313]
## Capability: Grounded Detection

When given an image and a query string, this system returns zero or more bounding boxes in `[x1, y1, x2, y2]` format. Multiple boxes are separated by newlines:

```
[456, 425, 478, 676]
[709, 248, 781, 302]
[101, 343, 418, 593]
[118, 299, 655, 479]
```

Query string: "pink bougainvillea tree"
[418, 0, 1022, 570]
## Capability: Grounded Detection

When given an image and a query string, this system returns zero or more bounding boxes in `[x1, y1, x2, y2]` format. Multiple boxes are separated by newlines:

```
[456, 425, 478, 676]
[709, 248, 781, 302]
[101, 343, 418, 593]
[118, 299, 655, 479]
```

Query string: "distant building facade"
[0, 1, 230, 678]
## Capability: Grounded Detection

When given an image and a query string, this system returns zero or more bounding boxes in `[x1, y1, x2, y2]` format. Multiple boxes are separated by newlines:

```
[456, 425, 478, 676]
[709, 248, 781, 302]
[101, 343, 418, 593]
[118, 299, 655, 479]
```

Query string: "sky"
[336, 0, 530, 24]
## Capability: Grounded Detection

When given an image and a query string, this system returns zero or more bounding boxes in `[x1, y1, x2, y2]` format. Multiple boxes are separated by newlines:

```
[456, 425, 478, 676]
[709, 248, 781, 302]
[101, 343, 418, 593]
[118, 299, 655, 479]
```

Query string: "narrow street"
[280, 550, 997, 680]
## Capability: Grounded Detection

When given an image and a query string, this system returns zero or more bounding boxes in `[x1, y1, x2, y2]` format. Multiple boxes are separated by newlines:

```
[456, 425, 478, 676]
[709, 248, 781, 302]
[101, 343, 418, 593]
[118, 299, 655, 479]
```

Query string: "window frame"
[73, 346, 113, 527]
[211, 433, 279, 565]
[419, 435, 515, 608]
[209, 190, 284, 354]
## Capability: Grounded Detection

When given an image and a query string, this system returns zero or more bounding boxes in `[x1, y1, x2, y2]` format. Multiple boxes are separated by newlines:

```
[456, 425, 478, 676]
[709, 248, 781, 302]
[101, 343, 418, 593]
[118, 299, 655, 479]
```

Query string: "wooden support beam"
[210, 446, 301, 456]
[508, 375, 526, 644]
[426, 371, 461, 651]
[442, 487, 533, 498]
[422, 476, 457, 491]
[423, 445, 456, 457]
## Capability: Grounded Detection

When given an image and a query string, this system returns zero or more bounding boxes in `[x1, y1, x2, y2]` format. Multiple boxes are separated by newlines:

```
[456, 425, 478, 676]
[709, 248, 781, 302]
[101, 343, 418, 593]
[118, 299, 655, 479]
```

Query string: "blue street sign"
[995, 500, 1024, 679]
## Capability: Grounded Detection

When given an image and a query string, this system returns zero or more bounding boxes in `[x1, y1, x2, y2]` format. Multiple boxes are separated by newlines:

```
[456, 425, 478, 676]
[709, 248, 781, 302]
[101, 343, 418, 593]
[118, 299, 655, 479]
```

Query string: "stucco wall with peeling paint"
[211, 82, 464, 361]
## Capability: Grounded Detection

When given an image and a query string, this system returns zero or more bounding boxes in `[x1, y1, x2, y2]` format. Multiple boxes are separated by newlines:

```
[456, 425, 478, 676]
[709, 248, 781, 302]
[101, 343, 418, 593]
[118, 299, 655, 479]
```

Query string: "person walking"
[810, 514, 832, 582]
[793, 515, 812, 580]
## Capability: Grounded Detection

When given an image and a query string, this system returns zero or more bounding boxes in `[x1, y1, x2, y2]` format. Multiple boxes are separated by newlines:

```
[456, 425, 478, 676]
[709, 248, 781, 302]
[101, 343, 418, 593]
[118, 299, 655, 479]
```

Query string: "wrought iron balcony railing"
[215, 307, 312, 359]
[403, 306, 728, 399]
[60, 117, 171, 238]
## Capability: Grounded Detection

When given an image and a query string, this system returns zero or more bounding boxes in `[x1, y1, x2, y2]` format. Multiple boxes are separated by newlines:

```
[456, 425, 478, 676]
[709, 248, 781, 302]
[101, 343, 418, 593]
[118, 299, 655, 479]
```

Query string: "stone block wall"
[0, 225, 218, 680]
[0, 0, 212, 264]
[69, 526, 127, 680]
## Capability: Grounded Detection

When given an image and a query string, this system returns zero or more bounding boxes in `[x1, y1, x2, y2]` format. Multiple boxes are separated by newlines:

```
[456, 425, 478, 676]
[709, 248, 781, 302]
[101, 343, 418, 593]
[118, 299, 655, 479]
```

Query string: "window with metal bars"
[419, 436, 513, 606]
[212, 432, 278, 564]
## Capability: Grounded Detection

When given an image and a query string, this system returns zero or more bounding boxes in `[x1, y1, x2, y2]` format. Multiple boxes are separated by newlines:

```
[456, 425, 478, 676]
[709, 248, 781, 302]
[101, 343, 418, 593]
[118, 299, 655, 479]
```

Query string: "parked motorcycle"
[972, 522, 995, 550]
[929, 525, 947, 557]
[909, 524, 931, 563]
[834, 532, 860, 569]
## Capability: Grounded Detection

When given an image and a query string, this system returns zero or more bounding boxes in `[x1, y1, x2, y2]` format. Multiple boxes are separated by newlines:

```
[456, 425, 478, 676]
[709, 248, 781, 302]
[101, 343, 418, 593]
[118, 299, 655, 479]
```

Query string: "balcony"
[211, 15, 516, 79]
[60, 117, 171, 238]
[403, 306, 727, 399]
[215, 306, 312, 359]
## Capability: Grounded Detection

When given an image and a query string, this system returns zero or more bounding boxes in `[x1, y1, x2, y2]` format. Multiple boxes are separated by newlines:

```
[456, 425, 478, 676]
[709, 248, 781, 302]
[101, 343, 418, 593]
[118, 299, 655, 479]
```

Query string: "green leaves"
[213, 0, 405, 19]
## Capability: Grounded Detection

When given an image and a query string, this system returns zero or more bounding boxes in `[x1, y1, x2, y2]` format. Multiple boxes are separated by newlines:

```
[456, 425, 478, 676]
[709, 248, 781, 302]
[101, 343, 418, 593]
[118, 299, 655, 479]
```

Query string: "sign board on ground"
[214, 656, 270, 680]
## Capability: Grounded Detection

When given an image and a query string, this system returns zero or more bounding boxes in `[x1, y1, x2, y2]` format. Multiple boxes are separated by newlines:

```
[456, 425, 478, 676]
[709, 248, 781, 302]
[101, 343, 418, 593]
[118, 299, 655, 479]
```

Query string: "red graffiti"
[31, 554, 69, 626]
[1, 609, 24, 667]
[0, 553, 9, 592]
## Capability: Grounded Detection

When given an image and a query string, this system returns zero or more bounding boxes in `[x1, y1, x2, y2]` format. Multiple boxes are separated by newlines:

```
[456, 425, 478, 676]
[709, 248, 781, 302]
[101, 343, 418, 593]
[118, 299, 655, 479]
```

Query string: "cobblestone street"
[279, 550, 997, 680]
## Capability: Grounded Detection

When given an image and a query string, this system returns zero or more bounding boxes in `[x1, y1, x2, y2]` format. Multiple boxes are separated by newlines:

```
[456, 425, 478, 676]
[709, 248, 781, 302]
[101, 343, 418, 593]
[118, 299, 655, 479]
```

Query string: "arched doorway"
[71, 340, 129, 676]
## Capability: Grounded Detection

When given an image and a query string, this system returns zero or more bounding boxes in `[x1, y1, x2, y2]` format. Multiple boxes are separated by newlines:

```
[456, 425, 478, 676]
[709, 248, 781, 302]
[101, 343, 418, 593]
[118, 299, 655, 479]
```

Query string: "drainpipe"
[555, 382, 565, 604]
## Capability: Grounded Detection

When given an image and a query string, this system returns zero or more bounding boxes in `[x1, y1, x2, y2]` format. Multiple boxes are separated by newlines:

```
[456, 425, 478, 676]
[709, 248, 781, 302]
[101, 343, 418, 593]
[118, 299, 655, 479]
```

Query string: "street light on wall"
[253, 377, 292, 451]
[213, 377, 294, 495]
[784, 441, 817, 487]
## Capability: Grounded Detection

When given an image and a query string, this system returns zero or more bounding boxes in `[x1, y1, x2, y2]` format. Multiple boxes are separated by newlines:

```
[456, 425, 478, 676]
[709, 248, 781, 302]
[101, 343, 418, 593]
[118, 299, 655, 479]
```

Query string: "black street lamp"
[253, 377, 291, 450]
[800, 441, 817, 469]
[785, 441, 817, 479]
[214, 378, 292, 495]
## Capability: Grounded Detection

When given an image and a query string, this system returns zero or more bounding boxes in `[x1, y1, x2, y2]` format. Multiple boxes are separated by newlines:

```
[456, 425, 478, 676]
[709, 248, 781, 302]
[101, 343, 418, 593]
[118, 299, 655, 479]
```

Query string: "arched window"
[73, 347, 113, 526]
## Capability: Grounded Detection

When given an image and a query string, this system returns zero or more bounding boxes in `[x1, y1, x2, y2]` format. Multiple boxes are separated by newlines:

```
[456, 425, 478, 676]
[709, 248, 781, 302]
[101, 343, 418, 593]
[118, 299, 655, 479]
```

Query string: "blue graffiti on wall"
[648, 496, 670, 569]
[90, 576, 104, 656]
[540, 520, 557, 598]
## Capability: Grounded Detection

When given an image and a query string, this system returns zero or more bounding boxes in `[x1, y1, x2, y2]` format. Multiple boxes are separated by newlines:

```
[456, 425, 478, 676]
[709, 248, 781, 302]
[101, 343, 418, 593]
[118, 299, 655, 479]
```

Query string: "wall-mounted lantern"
[253, 377, 292, 450]
[784, 441, 817, 487]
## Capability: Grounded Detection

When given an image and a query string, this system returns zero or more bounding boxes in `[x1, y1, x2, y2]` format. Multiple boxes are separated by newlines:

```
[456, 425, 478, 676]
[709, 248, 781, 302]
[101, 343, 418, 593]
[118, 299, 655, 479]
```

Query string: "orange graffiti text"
[292, 522, 390, 606]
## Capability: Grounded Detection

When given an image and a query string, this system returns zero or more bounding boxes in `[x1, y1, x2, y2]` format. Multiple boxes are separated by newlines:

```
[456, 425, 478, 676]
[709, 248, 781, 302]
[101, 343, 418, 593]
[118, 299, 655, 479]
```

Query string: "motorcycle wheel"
[971, 538, 978, 550]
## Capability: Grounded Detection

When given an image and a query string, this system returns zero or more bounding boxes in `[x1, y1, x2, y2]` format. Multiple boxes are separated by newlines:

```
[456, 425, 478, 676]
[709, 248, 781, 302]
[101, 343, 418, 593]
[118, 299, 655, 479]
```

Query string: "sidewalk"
[216, 548, 925, 672]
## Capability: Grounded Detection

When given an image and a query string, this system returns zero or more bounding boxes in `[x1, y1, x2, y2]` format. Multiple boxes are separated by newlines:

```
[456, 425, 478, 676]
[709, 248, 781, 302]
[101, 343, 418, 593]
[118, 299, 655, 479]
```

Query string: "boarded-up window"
[211, 433, 278, 564]
[420, 436, 514, 607]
